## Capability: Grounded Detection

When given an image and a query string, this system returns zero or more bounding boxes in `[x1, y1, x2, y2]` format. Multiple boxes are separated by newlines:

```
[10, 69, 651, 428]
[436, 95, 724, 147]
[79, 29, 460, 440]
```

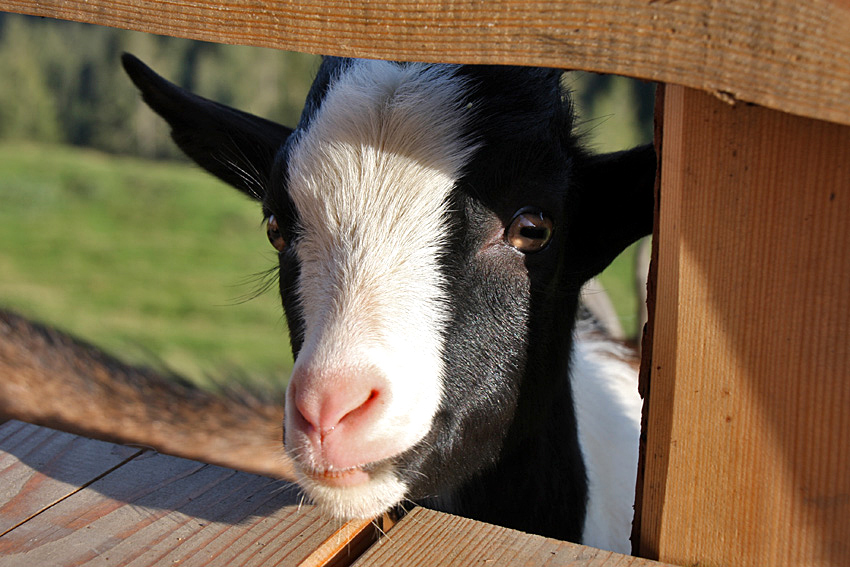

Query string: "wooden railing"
[1, 0, 849, 126]
[0, 2, 848, 566]
[0, 420, 670, 567]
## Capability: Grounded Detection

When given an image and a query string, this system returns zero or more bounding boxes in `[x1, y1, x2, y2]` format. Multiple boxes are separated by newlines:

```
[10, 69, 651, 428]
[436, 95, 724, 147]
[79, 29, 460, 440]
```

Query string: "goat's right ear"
[122, 53, 293, 200]
[565, 143, 656, 279]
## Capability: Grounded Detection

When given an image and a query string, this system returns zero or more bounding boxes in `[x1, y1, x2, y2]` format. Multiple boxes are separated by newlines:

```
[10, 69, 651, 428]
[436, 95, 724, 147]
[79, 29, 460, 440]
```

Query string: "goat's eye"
[266, 214, 286, 252]
[506, 209, 554, 253]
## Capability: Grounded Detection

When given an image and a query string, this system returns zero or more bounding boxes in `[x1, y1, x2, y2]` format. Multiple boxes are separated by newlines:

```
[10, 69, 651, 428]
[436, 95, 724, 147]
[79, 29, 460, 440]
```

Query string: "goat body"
[1, 55, 655, 554]
[0, 309, 291, 479]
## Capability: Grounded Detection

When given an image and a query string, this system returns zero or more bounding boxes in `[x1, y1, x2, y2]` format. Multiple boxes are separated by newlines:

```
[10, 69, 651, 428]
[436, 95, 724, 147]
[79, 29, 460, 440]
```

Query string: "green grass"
[0, 142, 642, 388]
[0, 142, 293, 386]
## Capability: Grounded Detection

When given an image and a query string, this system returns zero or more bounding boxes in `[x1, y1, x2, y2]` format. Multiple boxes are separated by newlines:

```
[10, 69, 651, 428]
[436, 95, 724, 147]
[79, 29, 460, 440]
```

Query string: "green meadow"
[0, 141, 642, 388]
[0, 142, 292, 386]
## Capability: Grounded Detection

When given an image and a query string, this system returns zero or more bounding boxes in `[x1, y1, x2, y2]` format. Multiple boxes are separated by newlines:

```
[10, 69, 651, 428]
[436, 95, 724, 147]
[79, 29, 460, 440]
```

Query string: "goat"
[1, 54, 655, 554]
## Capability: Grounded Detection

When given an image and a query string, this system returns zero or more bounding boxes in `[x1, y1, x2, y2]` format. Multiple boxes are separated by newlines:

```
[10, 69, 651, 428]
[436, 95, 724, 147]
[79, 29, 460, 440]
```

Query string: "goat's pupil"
[520, 226, 549, 240]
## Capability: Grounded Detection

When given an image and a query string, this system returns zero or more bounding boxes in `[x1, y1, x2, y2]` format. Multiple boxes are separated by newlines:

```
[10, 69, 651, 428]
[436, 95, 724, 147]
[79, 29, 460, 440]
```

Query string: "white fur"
[297, 463, 407, 520]
[571, 329, 643, 554]
[284, 60, 478, 517]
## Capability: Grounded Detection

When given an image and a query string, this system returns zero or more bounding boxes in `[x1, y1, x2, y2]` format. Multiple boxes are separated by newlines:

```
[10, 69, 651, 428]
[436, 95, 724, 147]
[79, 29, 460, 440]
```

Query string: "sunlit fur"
[284, 60, 479, 519]
[296, 463, 407, 520]
[571, 325, 643, 554]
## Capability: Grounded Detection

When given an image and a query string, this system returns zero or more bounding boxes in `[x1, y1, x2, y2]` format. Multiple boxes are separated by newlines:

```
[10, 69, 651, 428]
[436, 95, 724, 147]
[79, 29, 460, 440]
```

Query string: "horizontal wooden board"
[0, 0, 848, 126]
[1, 423, 681, 566]
[0, 423, 362, 566]
[352, 506, 673, 566]
[0, 420, 142, 536]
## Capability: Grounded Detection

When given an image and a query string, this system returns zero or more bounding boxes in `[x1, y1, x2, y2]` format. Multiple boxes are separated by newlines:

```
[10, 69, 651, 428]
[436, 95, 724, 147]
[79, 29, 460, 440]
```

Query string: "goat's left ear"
[122, 53, 293, 200]
[566, 143, 656, 278]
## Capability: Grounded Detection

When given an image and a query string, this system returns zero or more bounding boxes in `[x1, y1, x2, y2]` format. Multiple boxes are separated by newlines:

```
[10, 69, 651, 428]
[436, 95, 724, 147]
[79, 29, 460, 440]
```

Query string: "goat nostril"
[292, 373, 385, 437]
[334, 388, 380, 427]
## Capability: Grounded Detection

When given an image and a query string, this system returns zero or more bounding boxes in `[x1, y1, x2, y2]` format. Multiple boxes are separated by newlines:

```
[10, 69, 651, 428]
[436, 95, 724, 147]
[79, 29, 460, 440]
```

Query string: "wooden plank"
[0, 428, 365, 566]
[0, 420, 142, 535]
[352, 506, 672, 566]
[631, 83, 667, 552]
[297, 517, 381, 567]
[640, 85, 850, 567]
[0, 0, 848, 127]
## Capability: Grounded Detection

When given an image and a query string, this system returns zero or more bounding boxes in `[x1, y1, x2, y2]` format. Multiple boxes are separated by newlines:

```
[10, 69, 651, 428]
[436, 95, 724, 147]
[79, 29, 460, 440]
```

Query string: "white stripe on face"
[283, 60, 478, 519]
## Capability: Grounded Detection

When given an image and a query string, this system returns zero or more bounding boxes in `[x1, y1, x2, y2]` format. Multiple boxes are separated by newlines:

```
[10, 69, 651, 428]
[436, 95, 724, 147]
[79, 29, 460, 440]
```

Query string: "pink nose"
[288, 365, 389, 469]
[294, 373, 381, 434]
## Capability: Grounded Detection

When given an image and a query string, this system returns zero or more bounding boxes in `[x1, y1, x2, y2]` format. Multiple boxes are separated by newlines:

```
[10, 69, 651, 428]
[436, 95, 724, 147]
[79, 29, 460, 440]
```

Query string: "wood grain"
[0, 0, 848, 126]
[352, 506, 673, 566]
[0, 423, 679, 566]
[297, 517, 380, 567]
[641, 85, 850, 567]
[0, 420, 142, 536]
[0, 422, 361, 566]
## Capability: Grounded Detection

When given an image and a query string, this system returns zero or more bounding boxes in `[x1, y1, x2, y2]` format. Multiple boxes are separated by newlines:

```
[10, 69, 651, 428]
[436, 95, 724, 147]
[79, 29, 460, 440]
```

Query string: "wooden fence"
[0, 420, 669, 566]
[0, 1, 848, 566]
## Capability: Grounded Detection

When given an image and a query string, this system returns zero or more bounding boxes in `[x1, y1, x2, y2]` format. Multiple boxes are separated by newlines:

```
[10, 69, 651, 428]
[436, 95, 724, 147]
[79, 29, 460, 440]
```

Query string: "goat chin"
[298, 464, 408, 520]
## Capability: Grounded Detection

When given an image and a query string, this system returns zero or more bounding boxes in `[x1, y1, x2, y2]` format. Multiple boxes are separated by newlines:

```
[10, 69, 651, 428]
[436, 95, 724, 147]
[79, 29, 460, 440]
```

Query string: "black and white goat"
[130, 54, 656, 552]
[3, 55, 655, 554]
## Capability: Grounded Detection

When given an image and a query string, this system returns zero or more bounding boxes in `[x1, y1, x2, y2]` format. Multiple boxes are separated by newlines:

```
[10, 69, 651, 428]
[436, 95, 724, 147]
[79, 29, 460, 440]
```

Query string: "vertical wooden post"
[640, 85, 850, 567]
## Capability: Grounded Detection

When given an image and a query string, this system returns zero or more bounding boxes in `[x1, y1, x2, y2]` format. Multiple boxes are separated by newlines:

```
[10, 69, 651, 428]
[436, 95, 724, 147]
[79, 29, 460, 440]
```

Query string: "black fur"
[122, 54, 655, 543]
[122, 53, 293, 199]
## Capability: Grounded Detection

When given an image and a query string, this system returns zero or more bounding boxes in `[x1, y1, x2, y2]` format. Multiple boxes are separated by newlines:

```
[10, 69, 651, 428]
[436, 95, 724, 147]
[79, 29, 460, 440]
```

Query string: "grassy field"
[0, 142, 642, 388]
[0, 142, 292, 386]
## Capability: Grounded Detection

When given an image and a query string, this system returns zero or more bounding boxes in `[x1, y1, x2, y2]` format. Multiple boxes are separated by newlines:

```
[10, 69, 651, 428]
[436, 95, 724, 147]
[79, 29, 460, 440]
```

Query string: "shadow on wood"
[0, 420, 364, 566]
[642, 87, 850, 567]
